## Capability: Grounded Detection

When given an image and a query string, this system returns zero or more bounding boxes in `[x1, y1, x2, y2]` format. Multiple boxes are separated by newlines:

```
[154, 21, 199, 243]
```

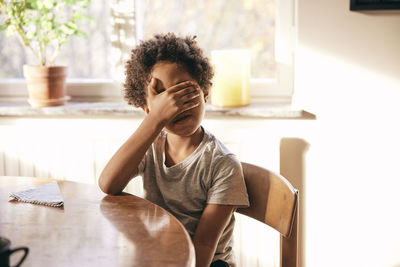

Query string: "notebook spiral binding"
[9, 194, 64, 207]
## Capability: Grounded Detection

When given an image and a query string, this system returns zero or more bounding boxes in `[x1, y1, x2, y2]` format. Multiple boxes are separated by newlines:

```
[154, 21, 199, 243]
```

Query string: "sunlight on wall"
[294, 45, 400, 117]
[294, 44, 400, 267]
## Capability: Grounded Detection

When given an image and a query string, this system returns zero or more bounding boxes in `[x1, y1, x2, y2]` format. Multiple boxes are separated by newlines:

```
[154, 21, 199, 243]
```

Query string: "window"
[0, 0, 294, 103]
[137, 0, 276, 79]
[136, 0, 294, 103]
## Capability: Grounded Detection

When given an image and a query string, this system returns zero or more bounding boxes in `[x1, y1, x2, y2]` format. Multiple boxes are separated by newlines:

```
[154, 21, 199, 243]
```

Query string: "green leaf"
[25, 0, 37, 9]
[26, 30, 36, 39]
[66, 22, 77, 31]
[42, 20, 53, 31]
[82, 14, 92, 21]
[60, 24, 74, 35]
[72, 12, 83, 21]
[43, 0, 55, 9]
[76, 29, 86, 38]
[0, 20, 11, 32]
[36, 2, 44, 9]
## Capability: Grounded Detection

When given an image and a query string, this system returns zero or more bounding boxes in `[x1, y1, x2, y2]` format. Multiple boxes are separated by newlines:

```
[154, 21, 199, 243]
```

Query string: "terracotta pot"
[23, 65, 69, 108]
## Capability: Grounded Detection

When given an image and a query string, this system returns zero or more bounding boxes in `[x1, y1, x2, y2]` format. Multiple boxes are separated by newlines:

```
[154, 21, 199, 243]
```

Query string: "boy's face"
[146, 61, 207, 136]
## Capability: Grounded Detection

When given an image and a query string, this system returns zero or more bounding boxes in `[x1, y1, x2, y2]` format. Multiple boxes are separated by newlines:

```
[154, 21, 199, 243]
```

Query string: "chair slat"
[236, 162, 298, 267]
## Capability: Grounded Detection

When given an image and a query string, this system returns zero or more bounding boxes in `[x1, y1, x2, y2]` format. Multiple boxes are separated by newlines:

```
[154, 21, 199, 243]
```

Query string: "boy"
[99, 33, 249, 267]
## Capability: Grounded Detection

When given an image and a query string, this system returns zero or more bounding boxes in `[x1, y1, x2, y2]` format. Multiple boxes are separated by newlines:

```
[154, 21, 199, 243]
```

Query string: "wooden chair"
[237, 162, 299, 267]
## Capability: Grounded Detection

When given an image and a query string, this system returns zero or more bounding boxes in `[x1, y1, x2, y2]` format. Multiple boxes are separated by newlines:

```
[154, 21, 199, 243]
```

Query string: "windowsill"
[0, 101, 316, 120]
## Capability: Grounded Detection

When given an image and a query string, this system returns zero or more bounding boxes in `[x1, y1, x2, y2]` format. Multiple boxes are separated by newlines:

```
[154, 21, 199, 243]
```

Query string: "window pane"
[0, 1, 111, 79]
[138, 0, 276, 78]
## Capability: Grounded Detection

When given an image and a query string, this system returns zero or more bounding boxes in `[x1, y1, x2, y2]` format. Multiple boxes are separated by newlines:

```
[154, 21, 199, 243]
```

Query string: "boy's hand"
[146, 78, 201, 125]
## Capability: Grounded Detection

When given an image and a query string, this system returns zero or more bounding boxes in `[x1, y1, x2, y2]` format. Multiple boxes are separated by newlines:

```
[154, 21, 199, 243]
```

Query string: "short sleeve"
[207, 155, 249, 208]
[137, 154, 146, 175]
[136, 146, 151, 177]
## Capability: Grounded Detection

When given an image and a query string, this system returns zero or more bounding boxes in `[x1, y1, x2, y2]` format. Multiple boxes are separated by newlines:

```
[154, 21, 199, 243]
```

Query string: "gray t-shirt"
[137, 127, 249, 265]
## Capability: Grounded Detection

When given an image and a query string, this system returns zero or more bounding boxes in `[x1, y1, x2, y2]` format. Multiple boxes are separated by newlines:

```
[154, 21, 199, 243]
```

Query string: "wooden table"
[0, 176, 195, 267]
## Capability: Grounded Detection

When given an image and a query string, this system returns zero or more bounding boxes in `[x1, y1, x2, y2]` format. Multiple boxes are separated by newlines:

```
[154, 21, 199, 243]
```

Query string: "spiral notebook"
[9, 181, 64, 207]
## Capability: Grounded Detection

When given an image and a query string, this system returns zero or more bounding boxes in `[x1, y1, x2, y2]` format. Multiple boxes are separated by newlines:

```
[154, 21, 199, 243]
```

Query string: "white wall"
[294, 0, 400, 266]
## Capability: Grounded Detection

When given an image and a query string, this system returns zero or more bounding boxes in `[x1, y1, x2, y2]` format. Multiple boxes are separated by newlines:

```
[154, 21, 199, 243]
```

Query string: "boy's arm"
[98, 78, 201, 195]
[98, 113, 165, 195]
[193, 204, 235, 267]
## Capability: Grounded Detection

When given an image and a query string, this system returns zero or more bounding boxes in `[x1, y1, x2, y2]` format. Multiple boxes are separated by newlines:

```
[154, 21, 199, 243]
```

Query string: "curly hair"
[124, 33, 214, 108]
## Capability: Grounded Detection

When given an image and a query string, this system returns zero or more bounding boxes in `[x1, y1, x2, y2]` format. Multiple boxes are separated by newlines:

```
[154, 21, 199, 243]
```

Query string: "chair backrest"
[237, 162, 299, 267]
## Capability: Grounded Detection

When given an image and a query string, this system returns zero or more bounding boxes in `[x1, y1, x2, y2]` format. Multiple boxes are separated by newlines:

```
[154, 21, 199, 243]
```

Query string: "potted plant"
[0, 0, 91, 107]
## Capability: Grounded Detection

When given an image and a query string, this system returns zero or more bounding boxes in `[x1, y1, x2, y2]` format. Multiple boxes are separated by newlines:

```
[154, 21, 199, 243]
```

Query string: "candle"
[211, 49, 251, 107]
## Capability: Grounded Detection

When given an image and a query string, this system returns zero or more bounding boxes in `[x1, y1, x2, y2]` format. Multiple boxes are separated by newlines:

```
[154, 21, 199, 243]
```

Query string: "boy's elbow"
[98, 174, 120, 195]
[98, 167, 137, 195]
[98, 177, 110, 194]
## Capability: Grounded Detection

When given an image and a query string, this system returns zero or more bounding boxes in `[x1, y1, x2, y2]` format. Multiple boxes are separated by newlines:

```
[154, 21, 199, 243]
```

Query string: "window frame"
[252, 0, 295, 104]
[0, 0, 295, 104]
